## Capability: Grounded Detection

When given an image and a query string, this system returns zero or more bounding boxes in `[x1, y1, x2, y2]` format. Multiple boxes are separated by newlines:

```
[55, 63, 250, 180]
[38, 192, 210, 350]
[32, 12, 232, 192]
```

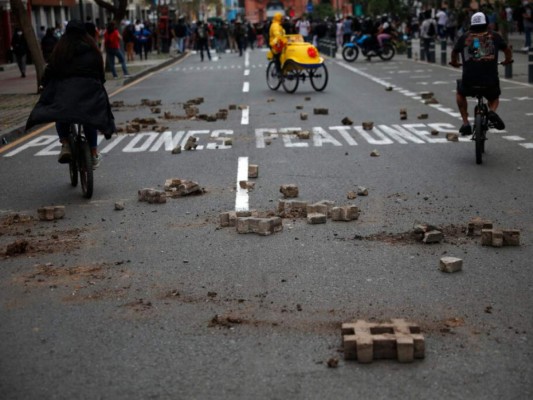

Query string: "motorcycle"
[342, 33, 395, 62]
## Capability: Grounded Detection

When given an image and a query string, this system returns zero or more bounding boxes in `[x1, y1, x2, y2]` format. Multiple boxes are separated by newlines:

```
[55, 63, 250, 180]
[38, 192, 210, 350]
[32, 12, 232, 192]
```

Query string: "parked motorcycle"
[342, 33, 395, 62]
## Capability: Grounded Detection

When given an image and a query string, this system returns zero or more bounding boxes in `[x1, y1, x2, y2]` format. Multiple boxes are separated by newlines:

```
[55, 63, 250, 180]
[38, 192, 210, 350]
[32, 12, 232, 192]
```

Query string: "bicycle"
[471, 89, 489, 165]
[68, 123, 93, 198]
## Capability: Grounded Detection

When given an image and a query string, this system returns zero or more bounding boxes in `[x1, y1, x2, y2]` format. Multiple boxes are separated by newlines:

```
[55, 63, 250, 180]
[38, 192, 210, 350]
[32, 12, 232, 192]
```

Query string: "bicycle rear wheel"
[281, 61, 299, 93]
[310, 64, 328, 91]
[68, 126, 78, 187]
[78, 137, 93, 198]
[474, 114, 484, 165]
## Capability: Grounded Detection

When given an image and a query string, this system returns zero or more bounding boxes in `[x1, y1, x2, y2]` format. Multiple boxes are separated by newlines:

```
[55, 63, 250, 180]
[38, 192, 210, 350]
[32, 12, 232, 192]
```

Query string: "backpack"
[198, 25, 206, 39]
[427, 21, 436, 37]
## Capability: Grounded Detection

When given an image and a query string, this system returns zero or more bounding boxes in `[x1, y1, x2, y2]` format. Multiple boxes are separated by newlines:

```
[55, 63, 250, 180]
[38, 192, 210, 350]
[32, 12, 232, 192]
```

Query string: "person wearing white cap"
[449, 12, 513, 136]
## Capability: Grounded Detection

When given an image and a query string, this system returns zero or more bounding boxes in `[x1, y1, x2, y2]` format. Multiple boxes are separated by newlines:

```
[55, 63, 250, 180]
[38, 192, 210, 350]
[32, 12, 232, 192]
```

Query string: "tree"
[10, 0, 45, 92]
[93, 0, 128, 24]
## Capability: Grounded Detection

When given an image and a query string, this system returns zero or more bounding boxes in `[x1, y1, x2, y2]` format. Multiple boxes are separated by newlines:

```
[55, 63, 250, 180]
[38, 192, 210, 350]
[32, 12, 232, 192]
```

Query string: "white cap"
[471, 12, 487, 26]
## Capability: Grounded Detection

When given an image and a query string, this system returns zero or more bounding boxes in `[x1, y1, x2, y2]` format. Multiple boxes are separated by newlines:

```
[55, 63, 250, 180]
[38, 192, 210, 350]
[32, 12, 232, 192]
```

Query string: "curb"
[0, 53, 185, 149]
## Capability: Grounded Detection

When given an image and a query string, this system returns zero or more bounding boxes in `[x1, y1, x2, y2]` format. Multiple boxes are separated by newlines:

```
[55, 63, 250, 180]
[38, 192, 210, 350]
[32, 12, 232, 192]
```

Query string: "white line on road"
[244, 69, 250, 76]
[519, 143, 533, 149]
[241, 107, 249, 125]
[243, 82, 250, 92]
[236, 157, 249, 211]
[502, 136, 525, 141]
[245, 51, 250, 68]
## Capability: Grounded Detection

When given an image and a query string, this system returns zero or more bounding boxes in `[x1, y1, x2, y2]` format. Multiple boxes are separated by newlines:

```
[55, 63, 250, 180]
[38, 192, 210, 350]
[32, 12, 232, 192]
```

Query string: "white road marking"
[241, 107, 249, 125]
[236, 157, 249, 212]
[243, 82, 250, 92]
[244, 69, 250, 76]
[519, 143, 533, 149]
[502, 136, 525, 141]
[245, 51, 250, 68]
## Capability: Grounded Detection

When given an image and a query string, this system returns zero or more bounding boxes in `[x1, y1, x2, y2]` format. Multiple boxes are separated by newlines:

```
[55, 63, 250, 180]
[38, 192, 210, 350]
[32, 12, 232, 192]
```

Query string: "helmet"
[273, 12, 283, 23]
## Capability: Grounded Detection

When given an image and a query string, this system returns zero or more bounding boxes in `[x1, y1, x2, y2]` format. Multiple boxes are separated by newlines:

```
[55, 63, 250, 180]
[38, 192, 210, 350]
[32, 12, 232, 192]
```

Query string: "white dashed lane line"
[241, 107, 249, 125]
[235, 156, 249, 212]
[243, 82, 249, 92]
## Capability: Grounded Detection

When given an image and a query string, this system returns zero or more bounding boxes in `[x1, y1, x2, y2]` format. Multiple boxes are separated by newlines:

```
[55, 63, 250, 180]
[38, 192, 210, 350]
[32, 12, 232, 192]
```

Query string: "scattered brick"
[239, 181, 255, 190]
[267, 98, 275, 103]
[385, 86, 393, 91]
[220, 211, 253, 228]
[304, 96, 311, 101]
[400, 108, 408, 120]
[5, 239, 29, 256]
[265, 139, 272, 145]
[224, 138, 233, 146]
[424, 98, 439, 105]
[440, 256, 463, 273]
[420, 92, 434, 99]
[446, 133, 459, 142]
[467, 217, 493, 236]
[362, 121, 374, 130]
[280, 184, 299, 198]
[171, 145, 182, 154]
[184, 136, 198, 151]
[248, 164, 259, 178]
[114, 202, 125, 211]
[300, 113, 308, 121]
[37, 206, 65, 221]
[327, 358, 339, 368]
[423, 230, 444, 244]
[111, 100, 125, 107]
[307, 213, 327, 224]
[481, 229, 520, 247]
[342, 319, 425, 363]
[370, 150, 380, 157]
[164, 179, 203, 197]
[185, 97, 204, 105]
[141, 99, 162, 107]
[229, 104, 237, 110]
[417, 114, 428, 120]
[138, 188, 167, 204]
[236, 217, 283, 236]
[296, 105, 303, 110]
[297, 130, 311, 139]
[341, 117, 353, 125]
[502, 229, 520, 246]
[125, 124, 140, 133]
[331, 205, 360, 221]
[431, 129, 439, 136]
[347, 191, 357, 200]
[357, 186, 368, 196]
[278, 200, 308, 218]
[150, 107, 161, 114]
[153, 125, 169, 133]
[313, 108, 329, 115]
[132, 117, 157, 125]
[238, 104, 248, 110]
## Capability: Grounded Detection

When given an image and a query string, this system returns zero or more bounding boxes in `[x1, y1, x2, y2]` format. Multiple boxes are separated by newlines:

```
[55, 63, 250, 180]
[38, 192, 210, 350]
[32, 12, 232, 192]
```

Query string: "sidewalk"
[0, 52, 182, 146]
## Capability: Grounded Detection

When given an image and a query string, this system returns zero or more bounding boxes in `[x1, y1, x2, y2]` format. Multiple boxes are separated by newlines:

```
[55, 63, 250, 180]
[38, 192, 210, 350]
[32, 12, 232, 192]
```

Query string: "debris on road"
[446, 133, 459, 142]
[150, 107, 161, 114]
[431, 129, 439, 136]
[481, 229, 520, 247]
[327, 358, 339, 368]
[300, 113, 308, 121]
[357, 186, 369, 196]
[307, 213, 327, 224]
[219, 211, 253, 228]
[305, 96, 311, 101]
[132, 117, 157, 125]
[440, 256, 463, 273]
[184, 136, 198, 151]
[313, 108, 329, 115]
[280, 184, 299, 198]
[331, 206, 360, 221]
[420, 92, 434, 100]
[267, 98, 275, 103]
[223, 138, 233, 146]
[362, 122, 374, 130]
[278, 200, 308, 218]
[164, 179, 204, 197]
[417, 114, 429, 120]
[412, 224, 443, 244]
[342, 319, 425, 363]
[297, 130, 311, 139]
[236, 217, 283, 236]
[138, 189, 167, 204]
[341, 117, 353, 125]
[296, 105, 303, 110]
[385, 86, 393, 91]
[141, 99, 162, 107]
[171, 145, 182, 154]
[111, 100, 125, 108]
[347, 191, 357, 200]
[370, 150, 380, 157]
[307, 200, 335, 218]
[229, 104, 237, 110]
[185, 97, 204, 106]
[467, 217, 493, 236]
[239, 181, 255, 191]
[400, 108, 408, 120]
[424, 98, 439, 105]
[209, 314, 243, 328]
[37, 206, 65, 221]
[114, 202, 125, 211]
[248, 164, 259, 178]
[5, 239, 29, 256]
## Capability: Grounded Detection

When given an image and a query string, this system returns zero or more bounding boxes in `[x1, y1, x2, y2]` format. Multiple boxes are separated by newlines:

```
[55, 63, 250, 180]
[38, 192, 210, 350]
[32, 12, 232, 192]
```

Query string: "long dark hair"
[48, 29, 102, 73]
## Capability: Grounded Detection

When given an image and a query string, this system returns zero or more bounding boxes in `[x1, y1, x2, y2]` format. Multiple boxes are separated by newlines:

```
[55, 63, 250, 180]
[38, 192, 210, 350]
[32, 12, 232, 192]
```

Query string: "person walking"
[104, 22, 130, 79]
[122, 23, 136, 62]
[11, 28, 28, 78]
[26, 20, 116, 169]
[420, 11, 437, 61]
[196, 21, 211, 61]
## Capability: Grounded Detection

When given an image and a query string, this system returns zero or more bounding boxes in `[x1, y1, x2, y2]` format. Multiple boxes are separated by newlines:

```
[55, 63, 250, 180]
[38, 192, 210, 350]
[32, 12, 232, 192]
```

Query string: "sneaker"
[58, 144, 71, 164]
[459, 124, 472, 136]
[487, 111, 505, 130]
[92, 154, 101, 170]
[124, 74, 132, 78]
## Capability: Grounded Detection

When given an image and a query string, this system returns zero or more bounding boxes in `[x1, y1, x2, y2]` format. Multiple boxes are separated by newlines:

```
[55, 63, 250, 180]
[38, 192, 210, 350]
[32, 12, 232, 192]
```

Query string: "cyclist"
[450, 12, 513, 136]
[269, 12, 286, 74]
[26, 20, 115, 169]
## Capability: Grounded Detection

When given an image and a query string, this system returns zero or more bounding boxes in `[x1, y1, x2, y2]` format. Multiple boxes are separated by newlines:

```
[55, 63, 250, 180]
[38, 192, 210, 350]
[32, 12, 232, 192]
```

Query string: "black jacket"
[26, 41, 115, 133]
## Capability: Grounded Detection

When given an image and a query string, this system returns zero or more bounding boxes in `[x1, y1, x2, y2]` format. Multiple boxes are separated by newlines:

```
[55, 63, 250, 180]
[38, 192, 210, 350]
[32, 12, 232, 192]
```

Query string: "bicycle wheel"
[266, 61, 282, 91]
[68, 126, 78, 187]
[310, 64, 328, 92]
[281, 61, 299, 93]
[474, 114, 484, 165]
[78, 137, 94, 198]
[342, 46, 359, 62]
[379, 44, 395, 61]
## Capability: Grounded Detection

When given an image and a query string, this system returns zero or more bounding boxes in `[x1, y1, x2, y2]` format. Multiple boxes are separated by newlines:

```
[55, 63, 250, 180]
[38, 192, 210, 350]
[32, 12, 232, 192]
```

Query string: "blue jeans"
[56, 122, 97, 149]
[106, 48, 129, 77]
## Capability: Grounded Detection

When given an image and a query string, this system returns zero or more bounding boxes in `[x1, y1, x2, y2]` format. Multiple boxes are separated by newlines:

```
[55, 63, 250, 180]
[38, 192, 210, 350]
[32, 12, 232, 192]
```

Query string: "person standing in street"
[296, 15, 311, 42]
[11, 28, 28, 78]
[522, 0, 533, 50]
[196, 21, 211, 61]
[420, 11, 437, 61]
[104, 22, 130, 79]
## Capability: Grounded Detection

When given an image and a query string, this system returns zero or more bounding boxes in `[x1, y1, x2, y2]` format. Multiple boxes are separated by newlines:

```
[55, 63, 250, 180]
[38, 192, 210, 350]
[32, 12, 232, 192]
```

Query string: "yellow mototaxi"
[266, 34, 328, 93]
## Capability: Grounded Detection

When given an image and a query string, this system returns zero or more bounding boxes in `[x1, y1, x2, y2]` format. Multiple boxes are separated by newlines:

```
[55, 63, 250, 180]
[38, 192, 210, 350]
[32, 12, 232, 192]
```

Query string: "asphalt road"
[1, 49, 532, 400]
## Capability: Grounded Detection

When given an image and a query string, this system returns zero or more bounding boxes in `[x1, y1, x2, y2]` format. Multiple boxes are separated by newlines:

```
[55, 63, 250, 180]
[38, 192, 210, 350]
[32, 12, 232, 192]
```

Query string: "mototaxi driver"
[269, 12, 286, 73]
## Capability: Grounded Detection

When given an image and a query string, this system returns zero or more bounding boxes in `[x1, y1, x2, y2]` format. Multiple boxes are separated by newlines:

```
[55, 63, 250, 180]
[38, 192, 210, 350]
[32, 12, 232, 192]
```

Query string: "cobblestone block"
[278, 200, 308, 218]
[423, 230, 443, 244]
[439, 256, 463, 273]
[164, 179, 202, 197]
[342, 319, 424, 363]
[138, 188, 167, 204]
[184, 136, 198, 151]
[296, 105, 303, 110]
[280, 184, 299, 198]
[502, 229, 520, 246]
[307, 200, 335, 218]
[236, 217, 282, 236]
[431, 129, 439, 136]
[400, 109, 408, 120]
[297, 130, 311, 139]
[300, 113, 308, 121]
[481, 229, 493, 246]
[362, 121, 374, 130]
[304, 96, 311, 101]
[420, 92, 434, 99]
[347, 191, 357, 200]
[220, 211, 253, 228]
[385, 86, 393, 91]
[239, 181, 255, 190]
[342, 117, 353, 125]
[370, 150, 380, 157]
[307, 213, 327, 224]
[141, 99, 162, 106]
[313, 108, 329, 115]
[424, 98, 439, 104]
[114, 202, 125, 211]
[417, 114, 428, 120]
[357, 186, 369, 196]
[37, 206, 65, 221]
[446, 133, 459, 142]
[171, 145, 182, 154]
[248, 164, 259, 178]
[229, 104, 237, 110]
[150, 107, 161, 114]
[468, 217, 493, 236]
[492, 230, 503, 247]
[331, 205, 360, 221]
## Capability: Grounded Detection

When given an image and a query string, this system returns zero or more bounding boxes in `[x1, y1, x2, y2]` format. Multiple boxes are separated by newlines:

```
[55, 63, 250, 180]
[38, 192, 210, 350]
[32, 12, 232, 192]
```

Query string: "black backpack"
[427, 21, 436, 37]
